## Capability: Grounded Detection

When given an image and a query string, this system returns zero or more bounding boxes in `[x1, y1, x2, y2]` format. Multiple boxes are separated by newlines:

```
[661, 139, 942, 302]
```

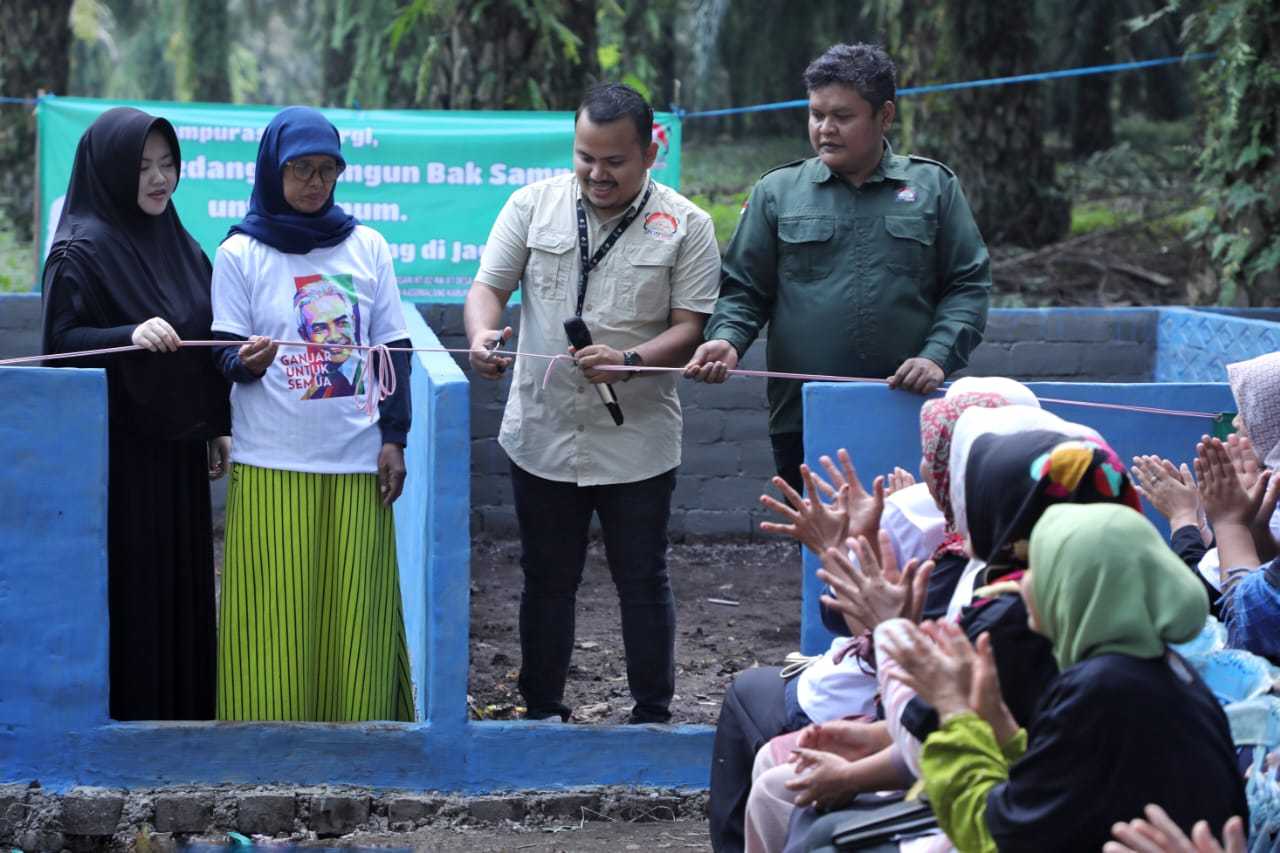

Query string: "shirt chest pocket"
[778, 216, 835, 282]
[524, 227, 575, 300]
[883, 215, 936, 275]
[613, 241, 677, 319]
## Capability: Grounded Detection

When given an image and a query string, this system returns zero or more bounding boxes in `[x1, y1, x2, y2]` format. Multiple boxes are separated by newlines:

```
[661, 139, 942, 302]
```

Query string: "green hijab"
[1029, 504, 1207, 670]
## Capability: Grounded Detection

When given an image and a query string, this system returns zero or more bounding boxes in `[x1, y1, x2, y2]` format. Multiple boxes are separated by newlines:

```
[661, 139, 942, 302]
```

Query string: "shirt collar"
[575, 173, 653, 224]
[808, 141, 907, 184]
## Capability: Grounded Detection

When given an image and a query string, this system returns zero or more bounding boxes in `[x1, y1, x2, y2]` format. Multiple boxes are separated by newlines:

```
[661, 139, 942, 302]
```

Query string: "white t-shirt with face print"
[211, 225, 408, 474]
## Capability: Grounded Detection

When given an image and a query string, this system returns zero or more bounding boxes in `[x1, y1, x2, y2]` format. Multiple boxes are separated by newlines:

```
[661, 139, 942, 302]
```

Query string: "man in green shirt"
[684, 43, 991, 491]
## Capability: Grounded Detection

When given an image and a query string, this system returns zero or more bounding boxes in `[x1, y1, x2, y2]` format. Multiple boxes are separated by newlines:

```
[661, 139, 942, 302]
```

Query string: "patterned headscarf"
[945, 376, 1040, 408]
[920, 392, 1011, 530]
[965, 429, 1141, 567]
[1227, 353, 1280, 468]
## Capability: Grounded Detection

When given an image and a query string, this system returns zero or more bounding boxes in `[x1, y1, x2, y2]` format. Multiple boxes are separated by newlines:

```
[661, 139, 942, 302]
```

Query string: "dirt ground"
[284, 820, 712, 851]
[213, 516, 804, 726]
[467, 536, 803, 725]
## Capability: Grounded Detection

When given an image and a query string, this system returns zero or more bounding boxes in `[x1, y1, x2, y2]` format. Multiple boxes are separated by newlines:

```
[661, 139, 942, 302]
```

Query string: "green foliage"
[1071, 202, 1138, 235]
[688, 192, 748, 248]
[1159, 0, 1280, 304]
[0, 226, 36, 293]
[684, 135, 811, 248]
[386, 0, 599, 110]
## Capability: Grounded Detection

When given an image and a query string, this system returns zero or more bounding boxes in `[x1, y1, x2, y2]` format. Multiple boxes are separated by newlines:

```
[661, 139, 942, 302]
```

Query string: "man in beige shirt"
[464, 83, 720, 723]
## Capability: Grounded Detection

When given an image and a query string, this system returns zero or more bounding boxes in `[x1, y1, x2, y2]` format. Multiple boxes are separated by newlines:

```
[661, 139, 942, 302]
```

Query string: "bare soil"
[467, 536, 803, 725]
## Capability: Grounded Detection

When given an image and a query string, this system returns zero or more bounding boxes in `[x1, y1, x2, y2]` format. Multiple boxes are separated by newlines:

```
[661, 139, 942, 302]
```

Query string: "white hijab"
[1227, 353, 1280, 468]
[943, 405, 1102, 619]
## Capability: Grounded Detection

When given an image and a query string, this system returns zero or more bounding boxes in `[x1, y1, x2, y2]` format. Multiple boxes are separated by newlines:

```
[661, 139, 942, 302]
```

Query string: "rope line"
[0, 339, 1224, 421]
[679, 52, 1216, 119]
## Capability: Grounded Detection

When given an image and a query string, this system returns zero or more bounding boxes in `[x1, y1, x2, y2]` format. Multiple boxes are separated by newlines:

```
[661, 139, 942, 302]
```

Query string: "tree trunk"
[933, 0, 1070, 248]
[178, 0, 231, 102]
[1071, 0, 1115, 156]
[0, 0, 73, 247]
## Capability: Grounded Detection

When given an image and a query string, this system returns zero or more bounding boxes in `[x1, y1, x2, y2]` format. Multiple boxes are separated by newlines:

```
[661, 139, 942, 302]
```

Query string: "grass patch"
[683, 135, 810, 248]
[682, 135, 811, 198]
[0, 227, 35, 293]
[689, 192, 749, 248]
[1070, 201, 1141, 236]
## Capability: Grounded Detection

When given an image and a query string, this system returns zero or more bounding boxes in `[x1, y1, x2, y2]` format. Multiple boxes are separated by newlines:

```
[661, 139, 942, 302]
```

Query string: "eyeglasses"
[285, 160, 344, 184]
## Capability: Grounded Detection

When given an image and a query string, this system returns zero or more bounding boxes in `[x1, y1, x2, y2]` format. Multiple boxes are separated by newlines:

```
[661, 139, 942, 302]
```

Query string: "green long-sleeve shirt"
[704, 145, 991, 434]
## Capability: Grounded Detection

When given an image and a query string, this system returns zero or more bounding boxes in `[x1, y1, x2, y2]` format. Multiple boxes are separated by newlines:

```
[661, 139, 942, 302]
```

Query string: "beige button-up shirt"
[476, 173, 720, 486]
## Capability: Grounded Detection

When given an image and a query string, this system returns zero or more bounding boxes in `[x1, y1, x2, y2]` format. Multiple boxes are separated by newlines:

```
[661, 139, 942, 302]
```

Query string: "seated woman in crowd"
[882, 503, 1245, 852]
[709, 378, 1037, 852]
[760, 412, 1139, 853]
[210, 106, 415, 721]
[42, 107, 230, 721]
[1130, 350, 1280, 614]
[1196, 351, 1280, 664]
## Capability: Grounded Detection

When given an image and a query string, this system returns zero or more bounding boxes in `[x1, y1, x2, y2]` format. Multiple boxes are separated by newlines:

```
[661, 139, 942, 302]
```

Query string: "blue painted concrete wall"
[799, 381, 1236, 653]
[0, 367, 110, 779]
[1157, 307, 1280, 383]
[5, 302, 1278, 791]
[394, 309, 471, 722]
[0, 307, 714, 794]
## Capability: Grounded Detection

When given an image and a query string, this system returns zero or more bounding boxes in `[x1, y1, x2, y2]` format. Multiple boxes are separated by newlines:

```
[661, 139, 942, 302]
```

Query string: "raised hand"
[818, 531, 931, 632]
[967, 631, 1018, 744]
[1196, 437, 1269, 528]
[877, 618, 973, 720]
[759, 464, 849, 556]
[814, 450, 886, 545]
[886, 466, 916, 496]
[1131, 455, 1204, 538]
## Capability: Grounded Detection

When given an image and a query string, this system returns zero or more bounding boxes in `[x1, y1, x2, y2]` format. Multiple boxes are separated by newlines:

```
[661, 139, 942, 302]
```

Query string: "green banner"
[36, 96, 682, 303]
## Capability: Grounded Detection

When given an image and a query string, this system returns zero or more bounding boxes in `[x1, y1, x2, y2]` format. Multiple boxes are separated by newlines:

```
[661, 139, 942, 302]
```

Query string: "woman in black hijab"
[41, 107, 229, 721]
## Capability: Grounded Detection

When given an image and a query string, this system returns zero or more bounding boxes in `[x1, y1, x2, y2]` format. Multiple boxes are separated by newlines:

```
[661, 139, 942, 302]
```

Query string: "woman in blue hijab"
[210, 106, 415, 721]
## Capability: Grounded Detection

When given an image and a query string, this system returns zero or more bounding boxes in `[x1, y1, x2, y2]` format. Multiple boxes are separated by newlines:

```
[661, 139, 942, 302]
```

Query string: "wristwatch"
[623, 350, 643, 381]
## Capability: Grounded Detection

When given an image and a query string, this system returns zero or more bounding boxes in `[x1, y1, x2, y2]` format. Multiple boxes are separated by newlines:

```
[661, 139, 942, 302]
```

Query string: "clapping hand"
[878, 621, 1017, 743]
[818, 531, 933, 632]
[784, 748, 858, 811]
[1195, 437, 1269, 528]
[1131, 455, 1208, 544]
[794, 719, 890, 763]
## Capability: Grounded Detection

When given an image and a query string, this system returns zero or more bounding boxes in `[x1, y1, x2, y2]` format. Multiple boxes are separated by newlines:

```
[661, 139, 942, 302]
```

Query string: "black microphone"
[563, 317, 624, 426]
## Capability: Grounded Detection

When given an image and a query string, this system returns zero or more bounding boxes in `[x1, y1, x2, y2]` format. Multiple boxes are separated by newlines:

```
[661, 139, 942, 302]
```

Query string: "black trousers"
[771, 431, 805, 494]
[709, 666, 810, 853]
[510, 461, 677, 722]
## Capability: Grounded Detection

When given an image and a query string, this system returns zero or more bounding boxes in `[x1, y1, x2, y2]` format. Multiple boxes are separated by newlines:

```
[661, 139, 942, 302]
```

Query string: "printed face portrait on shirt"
[807, 83, 895, 182]
[293, 274, 364, 400]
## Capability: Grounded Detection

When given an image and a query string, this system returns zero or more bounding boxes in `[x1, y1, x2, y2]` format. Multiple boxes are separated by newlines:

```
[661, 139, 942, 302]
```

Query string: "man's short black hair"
[803, 43, 897, 113]
[575, 83, 653, 148]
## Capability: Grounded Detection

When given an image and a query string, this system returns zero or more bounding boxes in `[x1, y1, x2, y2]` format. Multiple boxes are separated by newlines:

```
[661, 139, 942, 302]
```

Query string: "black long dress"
[41, 107, 229, 721]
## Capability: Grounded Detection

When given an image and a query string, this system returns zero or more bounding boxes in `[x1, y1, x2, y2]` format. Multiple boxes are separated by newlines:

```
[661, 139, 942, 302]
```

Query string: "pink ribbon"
[0, 340, 1225, 421]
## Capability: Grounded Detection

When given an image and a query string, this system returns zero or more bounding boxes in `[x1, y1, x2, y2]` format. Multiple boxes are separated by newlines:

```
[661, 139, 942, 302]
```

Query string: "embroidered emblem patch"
[896, 186, 917, 203]
[643, 211, 679, 239]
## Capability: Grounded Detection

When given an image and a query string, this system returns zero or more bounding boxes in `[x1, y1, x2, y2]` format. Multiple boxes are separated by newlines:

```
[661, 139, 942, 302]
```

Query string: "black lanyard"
[574, 182, 653, 317]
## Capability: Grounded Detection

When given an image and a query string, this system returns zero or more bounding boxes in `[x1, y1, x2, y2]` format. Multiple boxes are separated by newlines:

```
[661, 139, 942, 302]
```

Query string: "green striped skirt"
[217, 463, 414, 721]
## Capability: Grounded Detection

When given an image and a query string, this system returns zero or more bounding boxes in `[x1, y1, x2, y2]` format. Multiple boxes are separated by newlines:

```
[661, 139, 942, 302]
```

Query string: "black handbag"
[829, 796, 937, 852]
